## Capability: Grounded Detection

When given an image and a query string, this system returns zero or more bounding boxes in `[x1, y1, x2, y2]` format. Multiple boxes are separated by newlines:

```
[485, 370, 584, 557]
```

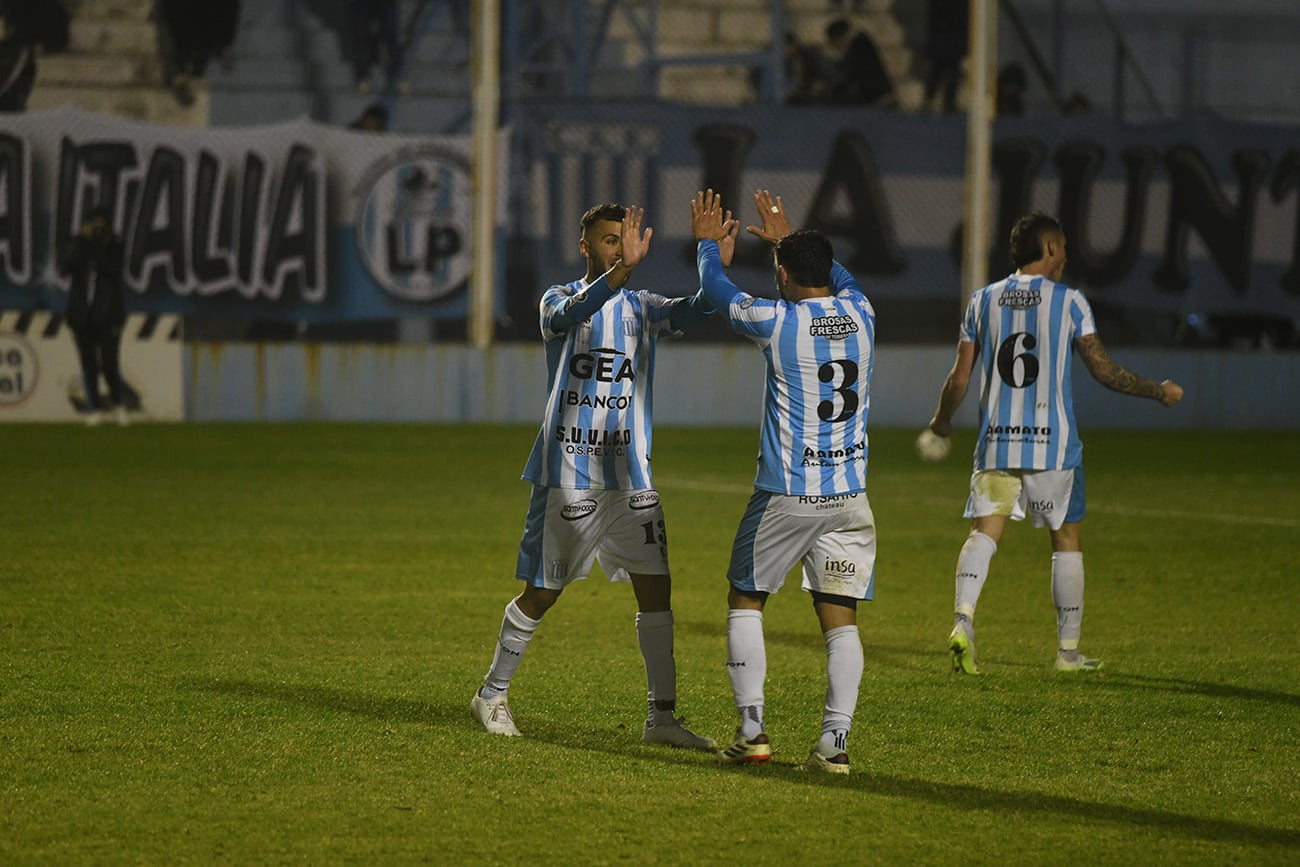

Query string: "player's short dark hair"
[580, 203, 624, 235]
[1009, 212, 1062, 269]
[826, 18, 850, 42]
[774, 229, 833, 288]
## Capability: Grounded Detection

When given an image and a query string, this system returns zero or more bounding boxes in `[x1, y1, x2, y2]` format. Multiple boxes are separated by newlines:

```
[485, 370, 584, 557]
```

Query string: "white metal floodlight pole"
[962, 0, 997, 309]
[470, 0, 501, 349]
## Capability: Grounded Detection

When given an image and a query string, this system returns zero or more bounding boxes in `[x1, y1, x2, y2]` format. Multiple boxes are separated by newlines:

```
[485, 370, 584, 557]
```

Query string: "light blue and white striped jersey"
[697, 240, 875, 497]
[962, 273, 1097, 470]
[522, 274, 709, 490]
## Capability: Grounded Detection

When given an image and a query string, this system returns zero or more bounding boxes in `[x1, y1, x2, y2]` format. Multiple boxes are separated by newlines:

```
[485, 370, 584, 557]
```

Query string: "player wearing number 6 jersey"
[470, 203, 721, 752]
[694, 189, 877, 776]
[928, 212, 1184, 675]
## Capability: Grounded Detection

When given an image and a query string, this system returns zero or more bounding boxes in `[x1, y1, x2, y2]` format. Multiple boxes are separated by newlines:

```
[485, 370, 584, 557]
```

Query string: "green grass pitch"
[1, 423, 1297, 865]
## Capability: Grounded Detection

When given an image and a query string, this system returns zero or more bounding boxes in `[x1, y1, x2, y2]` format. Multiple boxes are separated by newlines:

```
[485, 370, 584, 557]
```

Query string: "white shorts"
[726, 491, 877, 600]
[963, 468, 1086, 530]
[515, 486, 669, 589]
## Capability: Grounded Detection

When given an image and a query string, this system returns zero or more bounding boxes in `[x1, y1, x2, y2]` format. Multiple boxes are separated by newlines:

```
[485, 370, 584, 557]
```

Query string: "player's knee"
[810, 591, 857, 610]
[728, 586, 768, 610]
[517, 585, 562, 619]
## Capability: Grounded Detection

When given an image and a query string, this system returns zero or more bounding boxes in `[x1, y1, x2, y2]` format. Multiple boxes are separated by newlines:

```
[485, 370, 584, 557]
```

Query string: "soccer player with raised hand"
[928, 212, 1184, 676]
[693, 189, 879, 776]
[470, 202, 728, 752]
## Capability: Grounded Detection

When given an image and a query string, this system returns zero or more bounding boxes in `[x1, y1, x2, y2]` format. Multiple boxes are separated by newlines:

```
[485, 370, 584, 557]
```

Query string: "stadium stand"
[206, 0, 471, 133]
[21, 1, 920, 128]
[26, 0, 206, 126]
[17, 1, 1300, 128]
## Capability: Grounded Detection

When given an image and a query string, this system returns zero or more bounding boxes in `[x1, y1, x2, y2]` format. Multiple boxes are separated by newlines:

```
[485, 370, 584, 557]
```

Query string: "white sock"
[1051, 552, 1085, 651]
[726, 609, 766, 738]
[819, 625, 862, 757]
[480, 598, 540, 698]
[955, 531, 997, 621]
[636, 609, 676, 724]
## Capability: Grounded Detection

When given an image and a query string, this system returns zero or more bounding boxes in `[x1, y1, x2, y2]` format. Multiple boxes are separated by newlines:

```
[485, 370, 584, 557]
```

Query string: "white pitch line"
[656, 477, 1300, 529]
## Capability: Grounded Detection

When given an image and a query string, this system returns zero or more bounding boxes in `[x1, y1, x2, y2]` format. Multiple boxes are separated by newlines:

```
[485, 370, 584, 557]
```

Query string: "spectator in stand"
[154, 0, 241, 107]
[1064, 91, 1092, 115]
[822, 18, 895, 108]
[0, 0, 70, 112]
[750, 31, 828, 105]
[349, 0, 406, 95]
[783, 30, 826, 105]
[348, 101, 389, 131]
[0, 11, 36, 112]
[925, 0, 968, 114]
[996, 62, 1027, 116]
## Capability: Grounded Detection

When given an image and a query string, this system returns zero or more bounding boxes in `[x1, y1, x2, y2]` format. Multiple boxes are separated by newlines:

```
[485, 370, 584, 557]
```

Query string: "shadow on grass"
[184, 676, 1300, 851]
[1102, 673, 1300, 708]
[183, 676, 461, 725]
[569, 721, 1300, 852]
[844, 769, 1300, 850]
[524, 717, 1300, 850]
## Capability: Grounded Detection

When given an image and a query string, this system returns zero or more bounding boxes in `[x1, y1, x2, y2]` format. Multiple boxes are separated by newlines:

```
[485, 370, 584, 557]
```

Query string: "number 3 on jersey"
[817, 359, 859, 422]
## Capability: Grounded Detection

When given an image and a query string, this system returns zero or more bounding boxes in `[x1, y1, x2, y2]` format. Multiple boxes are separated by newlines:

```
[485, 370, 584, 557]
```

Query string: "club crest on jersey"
[809, 315, 859, 338]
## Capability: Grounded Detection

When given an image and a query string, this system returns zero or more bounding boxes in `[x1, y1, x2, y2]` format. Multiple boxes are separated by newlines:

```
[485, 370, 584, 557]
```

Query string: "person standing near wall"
[60, 207, 129, 426]
[927, 212, 1183, 675]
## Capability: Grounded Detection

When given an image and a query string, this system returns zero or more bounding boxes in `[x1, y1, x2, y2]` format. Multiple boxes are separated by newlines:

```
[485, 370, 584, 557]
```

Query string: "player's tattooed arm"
[1076, 334, 1180, 404]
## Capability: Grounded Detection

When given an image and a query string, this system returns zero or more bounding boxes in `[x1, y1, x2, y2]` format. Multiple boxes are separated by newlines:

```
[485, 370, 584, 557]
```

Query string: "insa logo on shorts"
[561, 499, 598, 520]
[824, 558, 857, 577]
[628, 492, 660, 510]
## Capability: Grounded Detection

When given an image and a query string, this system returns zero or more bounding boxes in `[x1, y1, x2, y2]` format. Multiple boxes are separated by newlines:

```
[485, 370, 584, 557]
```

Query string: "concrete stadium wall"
[185, 343, 1298, 430]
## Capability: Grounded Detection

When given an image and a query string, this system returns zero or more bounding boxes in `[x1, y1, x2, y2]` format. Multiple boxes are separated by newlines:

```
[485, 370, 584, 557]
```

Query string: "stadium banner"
[522, 103, 1300, 346]
[0, 311, 183, 422]
[0, 106, 508, 321]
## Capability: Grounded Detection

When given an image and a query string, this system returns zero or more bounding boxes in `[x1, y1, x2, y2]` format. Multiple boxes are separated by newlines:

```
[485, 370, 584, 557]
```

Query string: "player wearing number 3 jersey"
[694, 189, 877, 776]
[928, 212, 1184, 675]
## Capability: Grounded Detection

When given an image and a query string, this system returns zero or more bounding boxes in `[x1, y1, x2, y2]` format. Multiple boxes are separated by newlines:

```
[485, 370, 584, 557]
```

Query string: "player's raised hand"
[717, 208, 740, 267]
[690, 189, 729, 242]
[619, 206, 652, 269]
[746, 189, 792, 244]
